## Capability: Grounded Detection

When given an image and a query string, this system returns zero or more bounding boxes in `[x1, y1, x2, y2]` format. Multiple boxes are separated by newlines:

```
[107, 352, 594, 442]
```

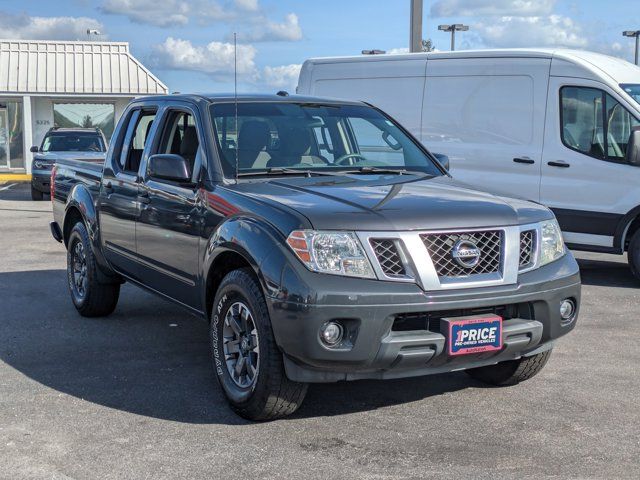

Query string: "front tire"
[67, 222, 120, 317]
[210, 268, 308, 421]
[627, 230, 640, 281]
[465, 349, 552, 386]
[31, 187, 44, 201]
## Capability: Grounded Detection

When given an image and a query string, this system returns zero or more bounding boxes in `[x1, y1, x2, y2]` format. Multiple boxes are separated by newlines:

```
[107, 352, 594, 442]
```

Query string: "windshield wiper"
[342, 166, 428, 176]
[237, 167, 343, 178]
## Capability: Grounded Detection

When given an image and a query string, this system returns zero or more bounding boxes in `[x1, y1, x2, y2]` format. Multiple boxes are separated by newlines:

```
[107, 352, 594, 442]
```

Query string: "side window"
[157, 110, 200, 177]
[119, 109, 156, 173]
[606, 94, 640, 161]
[561, 87, 640, 162]
[347, 117, 404, 166]
[560, 87, 605, 158]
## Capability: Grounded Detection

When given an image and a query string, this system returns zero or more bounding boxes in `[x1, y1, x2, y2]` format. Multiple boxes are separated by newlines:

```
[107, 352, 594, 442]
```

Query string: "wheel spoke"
[226, 339, 240, 354]
[234, 354, 246, 377]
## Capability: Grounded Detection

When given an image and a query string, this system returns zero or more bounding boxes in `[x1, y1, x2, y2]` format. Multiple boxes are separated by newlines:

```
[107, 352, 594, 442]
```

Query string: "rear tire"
[67, 222, 120, 317]
[627, 230, 640, 281]
[465, 349, 552, 386]
[210, 268, 308, 421]
[31, 187, 44, 201]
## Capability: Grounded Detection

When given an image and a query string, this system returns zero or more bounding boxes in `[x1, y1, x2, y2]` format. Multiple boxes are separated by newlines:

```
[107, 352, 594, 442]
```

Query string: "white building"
[0, 39, 168, 176]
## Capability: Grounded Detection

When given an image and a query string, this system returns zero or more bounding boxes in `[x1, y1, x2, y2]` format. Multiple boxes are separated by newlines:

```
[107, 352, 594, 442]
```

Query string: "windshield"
[621, 84, 640, 106]
[210, 102, 444, 178]
[42, 132, 105, 152]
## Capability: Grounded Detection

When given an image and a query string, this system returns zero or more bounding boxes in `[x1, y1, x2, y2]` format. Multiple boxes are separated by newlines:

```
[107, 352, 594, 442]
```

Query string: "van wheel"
[210, 268, 308, 421]
[627, 231, 640, 281]
[31, 187, 44, 201]
[465, 349, 552, 386]
[67, 222, 120, 317]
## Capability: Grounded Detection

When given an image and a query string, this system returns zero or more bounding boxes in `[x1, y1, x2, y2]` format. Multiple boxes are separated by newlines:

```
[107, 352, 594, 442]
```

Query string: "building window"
[0, 100, 24, 171]
[53, 103, 115, 139]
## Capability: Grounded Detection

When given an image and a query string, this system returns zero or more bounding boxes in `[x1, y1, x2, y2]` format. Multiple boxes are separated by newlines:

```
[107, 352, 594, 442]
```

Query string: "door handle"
[547, 161, 571, 168]
[137, 191, 151, 204]
[104, 181, 113, 194]
[513, 157, 535, 164]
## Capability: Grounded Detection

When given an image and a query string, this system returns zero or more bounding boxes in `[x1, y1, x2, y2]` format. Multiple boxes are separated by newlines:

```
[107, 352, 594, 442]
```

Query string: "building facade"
[0, 39, 167, 175]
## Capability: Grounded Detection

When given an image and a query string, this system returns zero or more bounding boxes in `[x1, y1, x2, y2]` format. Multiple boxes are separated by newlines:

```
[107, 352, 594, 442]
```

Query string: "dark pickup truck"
[51, 93, 581, 420]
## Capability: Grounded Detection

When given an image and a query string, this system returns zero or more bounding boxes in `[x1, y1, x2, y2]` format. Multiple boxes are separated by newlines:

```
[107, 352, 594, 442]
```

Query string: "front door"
[541, 78, 640, 250]
[0, 108, 9, 168]
[99, 107, 157, 278]
[136, 107, 203, 308]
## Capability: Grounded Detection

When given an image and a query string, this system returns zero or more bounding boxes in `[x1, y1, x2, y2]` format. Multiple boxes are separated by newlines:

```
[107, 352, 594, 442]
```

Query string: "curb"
[0, 174, 31, 185]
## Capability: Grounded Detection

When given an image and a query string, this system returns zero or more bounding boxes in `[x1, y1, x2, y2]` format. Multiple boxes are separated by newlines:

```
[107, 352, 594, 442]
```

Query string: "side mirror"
[433, 152, 450, 171]
[30, 146, 40, 153]
[627, 129, 640, 166]
[148, 154, 192, 183]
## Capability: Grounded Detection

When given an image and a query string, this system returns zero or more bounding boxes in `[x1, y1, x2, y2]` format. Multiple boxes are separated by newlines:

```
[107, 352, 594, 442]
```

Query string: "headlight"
[286, 230, 375, 278]
[539, 219, 565, 266]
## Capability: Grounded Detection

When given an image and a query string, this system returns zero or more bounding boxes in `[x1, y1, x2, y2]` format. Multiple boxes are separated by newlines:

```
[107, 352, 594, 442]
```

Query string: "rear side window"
[117, 109, 156, 174]
[560, 86, 640, 162]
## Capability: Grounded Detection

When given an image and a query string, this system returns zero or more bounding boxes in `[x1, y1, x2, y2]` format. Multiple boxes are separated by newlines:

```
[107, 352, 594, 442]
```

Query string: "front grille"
[421, 230, 502, 278]
[519, 230, 535, 268]
[370, 239, 406, 276]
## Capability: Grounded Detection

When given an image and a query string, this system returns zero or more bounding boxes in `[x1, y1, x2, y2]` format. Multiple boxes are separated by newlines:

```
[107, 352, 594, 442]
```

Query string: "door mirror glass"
[432, 152, 450, 171]
[148, 154, 192, 183]
[626, 129, 640, 166]
[30, 145, 39, 153]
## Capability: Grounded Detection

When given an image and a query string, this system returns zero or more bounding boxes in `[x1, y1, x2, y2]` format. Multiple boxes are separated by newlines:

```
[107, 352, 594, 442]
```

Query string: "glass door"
[0, 108, 9, 168]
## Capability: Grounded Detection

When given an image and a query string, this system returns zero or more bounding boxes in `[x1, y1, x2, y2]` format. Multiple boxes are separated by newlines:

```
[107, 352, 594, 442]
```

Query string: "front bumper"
[31, 169, 52, 193]
[264, 252, 580, 383]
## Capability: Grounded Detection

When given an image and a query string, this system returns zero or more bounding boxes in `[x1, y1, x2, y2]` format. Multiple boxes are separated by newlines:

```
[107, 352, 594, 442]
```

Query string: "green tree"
[422, 39, 435, 52]
[81, 114, 93, 128]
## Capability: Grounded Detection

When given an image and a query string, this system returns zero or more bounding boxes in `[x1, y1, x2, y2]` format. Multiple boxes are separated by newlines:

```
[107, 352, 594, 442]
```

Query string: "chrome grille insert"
[420, 230, 502, 278]
[519, 230, 535, 268]
[370, 239, 406, 276]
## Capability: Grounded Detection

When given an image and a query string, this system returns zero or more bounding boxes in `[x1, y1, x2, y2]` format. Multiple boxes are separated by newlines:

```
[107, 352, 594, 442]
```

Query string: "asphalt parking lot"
[1, 182, 638, 480]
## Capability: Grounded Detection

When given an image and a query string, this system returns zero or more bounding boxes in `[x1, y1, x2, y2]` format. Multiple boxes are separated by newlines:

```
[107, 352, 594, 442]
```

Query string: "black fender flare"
[200, 215, 291, 311]
[63, 183, 119, 282]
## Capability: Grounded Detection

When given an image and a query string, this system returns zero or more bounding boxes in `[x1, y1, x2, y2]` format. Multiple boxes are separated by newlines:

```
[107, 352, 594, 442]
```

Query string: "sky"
[0, 0, 639, 93]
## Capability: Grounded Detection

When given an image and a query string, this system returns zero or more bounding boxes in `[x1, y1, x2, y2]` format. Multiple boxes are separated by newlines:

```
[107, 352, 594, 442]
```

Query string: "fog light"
[320, 322, 344, 346]
[560, 299, 575, 320]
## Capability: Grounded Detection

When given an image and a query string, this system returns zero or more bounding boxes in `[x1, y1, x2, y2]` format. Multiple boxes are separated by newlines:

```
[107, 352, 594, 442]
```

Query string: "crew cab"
[30, 127, 106, 200]
[50, 94, 581, 420]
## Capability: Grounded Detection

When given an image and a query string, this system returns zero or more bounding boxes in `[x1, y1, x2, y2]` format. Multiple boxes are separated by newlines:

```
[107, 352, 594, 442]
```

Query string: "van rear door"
[421, 57, 550, 201]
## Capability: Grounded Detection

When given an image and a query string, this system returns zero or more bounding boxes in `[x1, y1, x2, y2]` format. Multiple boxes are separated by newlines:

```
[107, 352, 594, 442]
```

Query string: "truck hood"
[235, 174, 554, 232]
[34, 151, 105, 162]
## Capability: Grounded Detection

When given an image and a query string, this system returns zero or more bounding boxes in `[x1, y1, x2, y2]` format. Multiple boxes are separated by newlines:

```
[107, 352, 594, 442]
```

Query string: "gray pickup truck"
[50, 93, 581, 420]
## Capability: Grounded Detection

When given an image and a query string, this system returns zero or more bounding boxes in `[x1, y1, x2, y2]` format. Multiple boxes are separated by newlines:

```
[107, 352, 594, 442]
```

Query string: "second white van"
[297, 48, 640, 278]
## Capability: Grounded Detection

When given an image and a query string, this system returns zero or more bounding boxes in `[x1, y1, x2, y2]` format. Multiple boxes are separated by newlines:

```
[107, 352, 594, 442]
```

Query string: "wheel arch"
[615, 205, 640, 252]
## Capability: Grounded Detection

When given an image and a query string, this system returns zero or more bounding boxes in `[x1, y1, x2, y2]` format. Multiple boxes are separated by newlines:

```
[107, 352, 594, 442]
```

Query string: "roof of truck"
[133, 92, 366, 105]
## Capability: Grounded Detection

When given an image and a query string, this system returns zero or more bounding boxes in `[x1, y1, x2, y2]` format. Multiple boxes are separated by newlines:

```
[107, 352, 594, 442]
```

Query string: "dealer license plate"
[444, 314, 503, 356]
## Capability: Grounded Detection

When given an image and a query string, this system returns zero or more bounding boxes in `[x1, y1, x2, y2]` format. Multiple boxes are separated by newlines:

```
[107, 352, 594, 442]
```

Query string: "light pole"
[410, 0, 423, 53]
[86, 29, 101, 41]
[438, 24, 469, 51]
[623, 30, 640, 65]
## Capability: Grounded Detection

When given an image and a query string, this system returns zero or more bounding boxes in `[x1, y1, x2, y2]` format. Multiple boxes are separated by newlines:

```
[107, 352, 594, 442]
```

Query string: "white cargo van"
[297, 49, 640, 277]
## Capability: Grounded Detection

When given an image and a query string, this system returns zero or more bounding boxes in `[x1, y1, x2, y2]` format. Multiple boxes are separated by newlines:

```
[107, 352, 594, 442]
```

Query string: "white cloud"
[101, 0, 302, 42]
[101, 0, 189, 27]
[431, 0, 556, 18]
[239, 13, 303, 42]
[151, 37, 256, 79]
[474, 15, 587, 48]
[262, 64, 301, 90]
[387, 47, 410, 54]
[0, 12, 104, 40]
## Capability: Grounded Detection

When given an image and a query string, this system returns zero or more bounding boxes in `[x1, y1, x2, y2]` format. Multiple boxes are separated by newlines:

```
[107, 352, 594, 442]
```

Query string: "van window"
[560, 87, 639, 162]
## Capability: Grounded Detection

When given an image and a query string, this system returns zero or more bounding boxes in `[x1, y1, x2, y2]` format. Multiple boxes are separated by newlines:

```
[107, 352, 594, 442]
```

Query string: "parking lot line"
[0, 183, 17, 191]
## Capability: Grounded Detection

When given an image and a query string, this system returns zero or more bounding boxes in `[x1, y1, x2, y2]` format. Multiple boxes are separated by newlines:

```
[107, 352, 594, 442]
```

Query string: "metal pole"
[636, 34, 639, 65]
[451, 29, 456, 51]
[410, 0, 423, 53]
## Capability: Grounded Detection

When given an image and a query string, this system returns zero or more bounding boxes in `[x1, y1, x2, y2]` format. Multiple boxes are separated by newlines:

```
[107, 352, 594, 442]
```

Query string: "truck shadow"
[0, 269, 472, 424]
[576, 257, 638, 288]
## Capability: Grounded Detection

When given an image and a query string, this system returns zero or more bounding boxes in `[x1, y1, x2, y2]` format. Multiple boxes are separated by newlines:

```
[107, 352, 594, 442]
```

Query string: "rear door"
[421, 57, 550, 201]
[135, 105, 203, 308]
[541, 78, 640, 250]
[99, 106, 157, 278]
